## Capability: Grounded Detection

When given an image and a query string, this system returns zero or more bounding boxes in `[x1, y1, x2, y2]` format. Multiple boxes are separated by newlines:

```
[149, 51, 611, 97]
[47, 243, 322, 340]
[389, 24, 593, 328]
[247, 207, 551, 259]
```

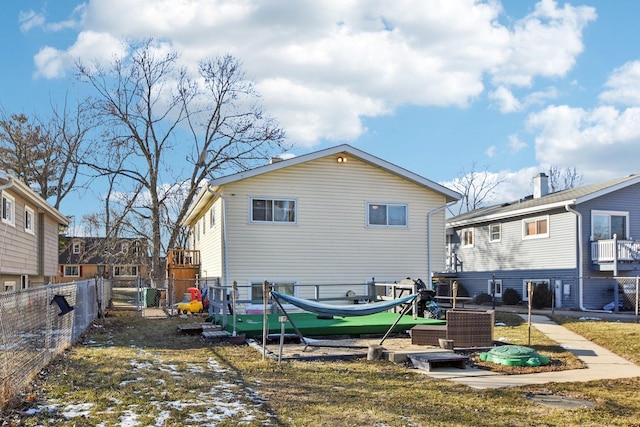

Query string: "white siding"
[197, 199, 224, 279]
[216, 155, 448, 299]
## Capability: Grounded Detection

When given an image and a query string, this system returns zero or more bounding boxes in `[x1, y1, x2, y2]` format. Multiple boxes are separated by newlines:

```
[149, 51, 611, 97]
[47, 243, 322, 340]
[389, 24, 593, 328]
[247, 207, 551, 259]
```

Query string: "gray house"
[444, 173, 640, 311]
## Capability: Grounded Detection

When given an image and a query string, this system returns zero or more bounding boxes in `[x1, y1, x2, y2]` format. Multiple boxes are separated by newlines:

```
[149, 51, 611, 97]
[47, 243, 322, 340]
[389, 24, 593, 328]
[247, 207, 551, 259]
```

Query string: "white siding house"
[182, 144, 460, 302]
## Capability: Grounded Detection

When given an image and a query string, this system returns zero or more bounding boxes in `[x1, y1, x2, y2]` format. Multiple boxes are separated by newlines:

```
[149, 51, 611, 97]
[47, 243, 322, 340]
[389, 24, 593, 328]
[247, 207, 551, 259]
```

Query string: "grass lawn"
[4, 311, 640, 426]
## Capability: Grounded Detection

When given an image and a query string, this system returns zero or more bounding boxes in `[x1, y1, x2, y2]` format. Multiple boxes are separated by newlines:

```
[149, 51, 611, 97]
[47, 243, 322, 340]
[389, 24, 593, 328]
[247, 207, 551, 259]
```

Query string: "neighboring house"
[0, 172, 69, 290]
[445, 172, 640, 311]
[182, 144, 460, 303]
[58, 237, 150, 286]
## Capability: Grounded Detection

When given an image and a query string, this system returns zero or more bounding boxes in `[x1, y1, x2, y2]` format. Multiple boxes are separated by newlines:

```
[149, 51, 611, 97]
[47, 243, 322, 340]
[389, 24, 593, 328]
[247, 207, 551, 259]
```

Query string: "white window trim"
[209, 208, 215, 228]
[488, 279, 503, 298]
[2, 193, 15, 226]
[591, 210, 630, 240]
[249, 197, 298, 225]
[113, 265, 138, 277]
[461, 228, 474, 247]
[522, 215, 549, 240]
[64, 265, 80, 277]
[489, 223, 501, 243]
[366, 202, 409, 228]
[521, 279, 550, 302]
[24, 206, 35, 234]
[3, 281, 16, 292]
[73, 242, 81, 254]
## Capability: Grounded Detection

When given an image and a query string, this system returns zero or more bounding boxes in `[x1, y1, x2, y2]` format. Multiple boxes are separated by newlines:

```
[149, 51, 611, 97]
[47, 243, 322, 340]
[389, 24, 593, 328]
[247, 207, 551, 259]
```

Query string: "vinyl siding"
[197, 199, 224, 279]
[0, 190, 39, 275]
[213, 155, 448, 300]
[453, 209, 577, 272]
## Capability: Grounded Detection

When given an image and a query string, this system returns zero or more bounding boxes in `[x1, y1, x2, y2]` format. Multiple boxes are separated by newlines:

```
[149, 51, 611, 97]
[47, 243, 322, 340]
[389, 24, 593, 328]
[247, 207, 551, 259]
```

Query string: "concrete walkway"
[420, 314, 640, 389]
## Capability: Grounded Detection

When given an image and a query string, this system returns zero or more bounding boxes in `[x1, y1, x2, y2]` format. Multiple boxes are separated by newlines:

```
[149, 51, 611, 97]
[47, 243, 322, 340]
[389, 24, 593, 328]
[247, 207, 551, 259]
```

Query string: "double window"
[523, 216, 549, 239]
[64, 265, 80, 277]
[592, 210, 628, 240]
[251, 198, 296, 223]
[251, 281, 296, 302]
[367, 203, 407, 227]
[2, 193, 14, 226]
[113, 265, 138, 277]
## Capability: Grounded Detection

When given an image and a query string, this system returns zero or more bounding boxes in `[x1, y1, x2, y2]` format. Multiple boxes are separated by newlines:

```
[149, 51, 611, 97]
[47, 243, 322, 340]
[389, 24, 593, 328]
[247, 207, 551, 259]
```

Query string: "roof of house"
[1, 174, 69, 225]
[447, 173, 640, 227]
[184, 144, 461, 224]
[59, 236, 147, 265]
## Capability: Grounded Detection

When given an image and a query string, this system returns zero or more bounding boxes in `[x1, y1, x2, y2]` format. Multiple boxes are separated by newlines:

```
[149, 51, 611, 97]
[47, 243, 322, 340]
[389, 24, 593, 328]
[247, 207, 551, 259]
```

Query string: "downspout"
[427, 201, 457, 287]
[565, 203, 598, 312]
[205, 187, 229, 292]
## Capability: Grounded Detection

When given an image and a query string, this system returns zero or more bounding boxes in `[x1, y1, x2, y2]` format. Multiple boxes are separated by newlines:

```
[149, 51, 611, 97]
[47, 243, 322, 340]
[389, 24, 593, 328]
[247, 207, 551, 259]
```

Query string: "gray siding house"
[0, 173, 70, 290]
[444, 173, 640, 311]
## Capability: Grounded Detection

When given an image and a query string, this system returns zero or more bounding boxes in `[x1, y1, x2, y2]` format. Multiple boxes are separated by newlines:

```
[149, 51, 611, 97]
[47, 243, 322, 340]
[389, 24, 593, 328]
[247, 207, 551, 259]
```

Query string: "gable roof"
[1, 173, 69, 225]
[447, 173, 640, 227]
[184, 144, 461, 224]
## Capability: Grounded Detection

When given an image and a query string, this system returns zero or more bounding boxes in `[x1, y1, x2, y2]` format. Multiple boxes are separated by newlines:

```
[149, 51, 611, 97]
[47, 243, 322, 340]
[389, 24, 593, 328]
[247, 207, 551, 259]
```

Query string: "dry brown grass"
[3, 311, 640, 426]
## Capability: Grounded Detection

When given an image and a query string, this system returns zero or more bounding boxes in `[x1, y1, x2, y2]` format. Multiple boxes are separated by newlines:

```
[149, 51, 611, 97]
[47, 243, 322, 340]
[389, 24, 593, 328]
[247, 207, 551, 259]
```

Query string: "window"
[367, 203, 407, 227]
[462, 229, 474, 247]
[251, 281, 296, 302]
[489, 223, 501, 242]
[523, 216, 549, 239]
[120, 242, 129, 252]
[209, 208, 215, 228]
[488, 279, 502, 298]
[251, 198, 296, 223]
[64, 265, 80, 277]
[2, 193, 14, 226]
[73, 242, 81, 254]
[24, 206, 35, 234]
[3, 281, 15, 292]
[522, 279, 549, 302]
[21, 275, 28, 290]
[592, 210, 629, 240]
[202, 216, 206, 235]
[113, 265, 138, 277]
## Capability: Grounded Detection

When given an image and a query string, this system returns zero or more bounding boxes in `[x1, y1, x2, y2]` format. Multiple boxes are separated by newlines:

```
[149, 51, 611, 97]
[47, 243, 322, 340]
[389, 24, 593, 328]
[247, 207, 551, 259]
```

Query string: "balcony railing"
[166, 249, 201, 267]
[591, 239, 640, 263]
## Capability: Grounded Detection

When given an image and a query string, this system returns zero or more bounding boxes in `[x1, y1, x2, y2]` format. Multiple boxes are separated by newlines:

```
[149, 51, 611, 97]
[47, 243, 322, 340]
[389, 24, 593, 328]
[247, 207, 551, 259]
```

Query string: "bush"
[531, 282, 552, 309]
[501, 288, 521, 305]
[474, 292, 493, 305]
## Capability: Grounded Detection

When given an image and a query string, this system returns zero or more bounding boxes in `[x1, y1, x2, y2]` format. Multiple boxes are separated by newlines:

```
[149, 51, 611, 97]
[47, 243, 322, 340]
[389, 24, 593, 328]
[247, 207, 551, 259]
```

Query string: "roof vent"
[269, 156, 284, 164]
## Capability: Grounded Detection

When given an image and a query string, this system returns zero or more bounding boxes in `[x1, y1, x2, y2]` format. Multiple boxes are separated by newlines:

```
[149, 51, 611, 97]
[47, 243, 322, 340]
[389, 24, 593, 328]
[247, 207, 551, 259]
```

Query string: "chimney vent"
[533, 173, 549, 198]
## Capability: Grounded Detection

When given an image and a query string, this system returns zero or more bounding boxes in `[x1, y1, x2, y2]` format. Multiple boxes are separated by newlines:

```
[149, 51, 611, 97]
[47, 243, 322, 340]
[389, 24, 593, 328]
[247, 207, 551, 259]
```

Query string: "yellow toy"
[177, 287, 204, 314]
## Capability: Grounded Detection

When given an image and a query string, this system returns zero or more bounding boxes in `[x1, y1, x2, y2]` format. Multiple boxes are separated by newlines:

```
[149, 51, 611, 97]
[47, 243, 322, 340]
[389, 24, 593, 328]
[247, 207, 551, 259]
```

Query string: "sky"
[2, 0, 640, 223]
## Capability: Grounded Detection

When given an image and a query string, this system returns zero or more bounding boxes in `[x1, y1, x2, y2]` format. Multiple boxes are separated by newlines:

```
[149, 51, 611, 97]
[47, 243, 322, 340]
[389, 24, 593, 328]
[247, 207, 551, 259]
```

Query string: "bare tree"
[0, 99, 93, 210]
[449, 162, 506, 215]
[547, 165, 583, 192]
[77, 39, 287, 285]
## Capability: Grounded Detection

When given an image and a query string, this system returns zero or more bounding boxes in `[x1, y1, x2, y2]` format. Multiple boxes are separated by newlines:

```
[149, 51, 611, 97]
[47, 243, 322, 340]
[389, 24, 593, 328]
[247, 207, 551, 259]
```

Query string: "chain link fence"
[0, 278, 110, 408]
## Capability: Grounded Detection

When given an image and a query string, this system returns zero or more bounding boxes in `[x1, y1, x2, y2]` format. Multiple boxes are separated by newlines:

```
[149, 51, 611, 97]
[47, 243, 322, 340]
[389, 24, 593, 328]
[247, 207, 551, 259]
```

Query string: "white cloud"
[508, 134, 527, 153]
[490, 86, 521, 113]
[32, 0, 596, 146]
[599, 60, 640, 106]
[19, 10, 45, 32]
[486, 145, 497, 158]
[526, 104, 640, 182]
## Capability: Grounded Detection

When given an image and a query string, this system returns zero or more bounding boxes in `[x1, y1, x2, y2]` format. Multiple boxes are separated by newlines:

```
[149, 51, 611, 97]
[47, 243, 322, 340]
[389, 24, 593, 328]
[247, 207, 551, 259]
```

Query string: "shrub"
[531, 282, 552, 309]
[474, 292, 493, 305]
[501, 288, 521, 305]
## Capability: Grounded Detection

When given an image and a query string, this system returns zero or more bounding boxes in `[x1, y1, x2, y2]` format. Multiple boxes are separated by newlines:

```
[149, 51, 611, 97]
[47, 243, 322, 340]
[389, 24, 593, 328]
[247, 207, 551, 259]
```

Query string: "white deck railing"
[591, 239, 640, 262]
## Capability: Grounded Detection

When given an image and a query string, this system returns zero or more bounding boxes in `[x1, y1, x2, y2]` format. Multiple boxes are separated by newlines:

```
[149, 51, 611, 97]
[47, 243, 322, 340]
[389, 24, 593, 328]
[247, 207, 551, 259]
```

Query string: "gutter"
[427, 200, 457, 285]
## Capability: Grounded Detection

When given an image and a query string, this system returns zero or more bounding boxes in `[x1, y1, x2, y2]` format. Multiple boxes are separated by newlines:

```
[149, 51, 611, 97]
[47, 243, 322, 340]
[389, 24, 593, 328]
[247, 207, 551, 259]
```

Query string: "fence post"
[636, 276, 639, 323]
